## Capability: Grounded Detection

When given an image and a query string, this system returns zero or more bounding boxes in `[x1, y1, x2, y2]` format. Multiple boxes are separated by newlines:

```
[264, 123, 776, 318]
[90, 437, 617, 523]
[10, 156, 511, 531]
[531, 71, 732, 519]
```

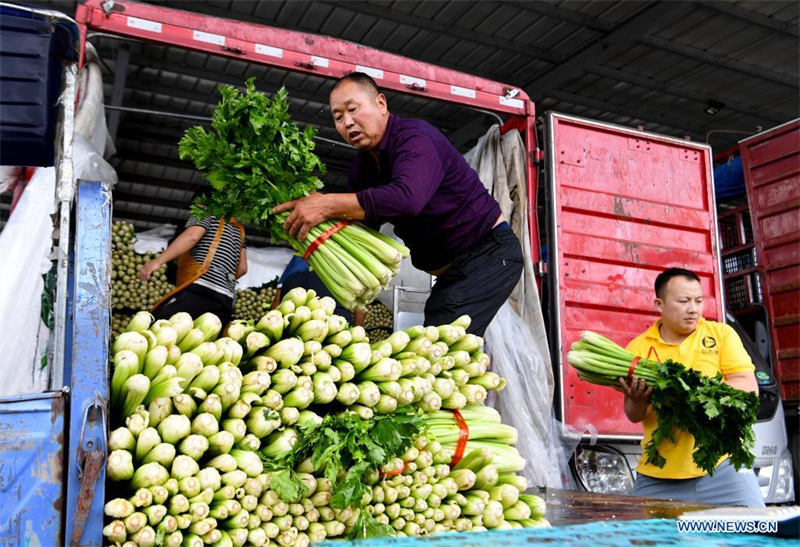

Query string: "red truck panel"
[75, 0, 530, 116]
[548, 114, 723, 437]
[739, 119, 800, 404]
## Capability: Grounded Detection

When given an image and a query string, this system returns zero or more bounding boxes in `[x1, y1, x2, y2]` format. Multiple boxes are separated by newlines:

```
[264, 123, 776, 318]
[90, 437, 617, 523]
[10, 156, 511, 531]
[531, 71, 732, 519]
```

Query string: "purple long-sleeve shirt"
[350, 114, 501, 272]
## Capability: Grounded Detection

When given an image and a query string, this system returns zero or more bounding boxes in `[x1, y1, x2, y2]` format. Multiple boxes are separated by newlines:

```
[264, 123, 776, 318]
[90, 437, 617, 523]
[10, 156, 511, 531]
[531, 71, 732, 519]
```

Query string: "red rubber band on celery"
[379, 462, 408, 478]
[628, 356, 641, 381]
[303, 220, 354, 260]
[448, 409, 470, 468]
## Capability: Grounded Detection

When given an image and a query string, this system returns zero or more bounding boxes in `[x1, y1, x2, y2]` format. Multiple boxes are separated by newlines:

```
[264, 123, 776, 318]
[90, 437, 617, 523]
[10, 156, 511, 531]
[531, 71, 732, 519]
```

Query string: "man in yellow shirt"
[619, 267, 764, 507]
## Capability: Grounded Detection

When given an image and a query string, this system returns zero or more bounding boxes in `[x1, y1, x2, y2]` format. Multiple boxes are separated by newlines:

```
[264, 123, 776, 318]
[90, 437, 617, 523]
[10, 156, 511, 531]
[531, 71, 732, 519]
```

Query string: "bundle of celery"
[178, 78, 409, 311]
[425, 406, 527, 475]
[357, 407, 545, 535]
[362, 436, 547, 535]
[278, 216, 409, 311]
[567, 331, 759, 474]
[105, 291, 543, 546]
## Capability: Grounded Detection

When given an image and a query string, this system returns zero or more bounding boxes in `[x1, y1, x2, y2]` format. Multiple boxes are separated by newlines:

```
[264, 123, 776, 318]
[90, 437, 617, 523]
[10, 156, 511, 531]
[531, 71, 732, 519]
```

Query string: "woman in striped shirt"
[140, 216, 247, 326]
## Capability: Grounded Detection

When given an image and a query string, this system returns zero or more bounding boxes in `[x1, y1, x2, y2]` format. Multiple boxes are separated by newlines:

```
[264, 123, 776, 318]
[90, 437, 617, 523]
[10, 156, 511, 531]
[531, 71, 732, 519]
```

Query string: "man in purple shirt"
[275, 72, 522, 335]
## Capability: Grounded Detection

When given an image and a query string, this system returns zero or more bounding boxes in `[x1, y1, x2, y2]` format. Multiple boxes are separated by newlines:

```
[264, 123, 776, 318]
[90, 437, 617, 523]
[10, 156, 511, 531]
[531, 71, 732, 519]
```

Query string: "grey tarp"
[466, 126, 572, 487]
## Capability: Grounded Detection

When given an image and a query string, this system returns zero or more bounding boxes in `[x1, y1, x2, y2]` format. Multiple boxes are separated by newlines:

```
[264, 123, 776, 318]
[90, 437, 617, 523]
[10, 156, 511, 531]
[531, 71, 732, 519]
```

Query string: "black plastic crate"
[722, 248, 756, 274]
[726, 277, 748, 309]
[725, 271, 763, 309]
[719, 215, 740, 249]
[0, 6, 78, 166]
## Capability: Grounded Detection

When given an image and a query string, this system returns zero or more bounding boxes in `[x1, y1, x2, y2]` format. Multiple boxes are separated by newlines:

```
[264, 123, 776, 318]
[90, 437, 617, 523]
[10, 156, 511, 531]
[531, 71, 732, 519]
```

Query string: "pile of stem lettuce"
[567, 331, 759, 474]
[104, 291, 545, 545]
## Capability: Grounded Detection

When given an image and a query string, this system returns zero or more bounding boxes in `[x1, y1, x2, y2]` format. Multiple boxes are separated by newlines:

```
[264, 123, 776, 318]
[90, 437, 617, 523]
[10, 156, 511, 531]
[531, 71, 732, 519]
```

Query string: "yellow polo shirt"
[626, 318, 754, 479]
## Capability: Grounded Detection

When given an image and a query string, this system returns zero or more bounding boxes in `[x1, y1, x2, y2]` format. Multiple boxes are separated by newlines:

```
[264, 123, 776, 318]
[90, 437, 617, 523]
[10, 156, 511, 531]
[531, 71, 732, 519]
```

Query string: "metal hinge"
[75, 398, 106, 480]
[101, 0, 116, 16]
[71, 397, 107, 544]
[534, 261, 548, 276]
[530, 148, 545, 164]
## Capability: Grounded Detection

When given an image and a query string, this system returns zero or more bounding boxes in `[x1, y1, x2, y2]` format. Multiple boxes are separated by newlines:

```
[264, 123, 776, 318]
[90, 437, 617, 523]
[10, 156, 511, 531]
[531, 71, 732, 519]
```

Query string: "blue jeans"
[633, 460, 765, 508]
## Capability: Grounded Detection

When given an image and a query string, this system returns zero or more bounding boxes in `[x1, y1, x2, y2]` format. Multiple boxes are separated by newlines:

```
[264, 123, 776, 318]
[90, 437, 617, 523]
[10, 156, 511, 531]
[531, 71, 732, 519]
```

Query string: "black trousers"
[424, 224, 523, 336]
[153, 283, 234, 327]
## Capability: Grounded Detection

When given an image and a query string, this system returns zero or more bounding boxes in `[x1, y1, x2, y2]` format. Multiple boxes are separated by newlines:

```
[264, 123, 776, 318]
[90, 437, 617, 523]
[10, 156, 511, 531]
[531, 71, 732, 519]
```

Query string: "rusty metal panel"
[739, 119, 800, 404]
[547, 113, 722, 438]
[75, 0, 531, 117]
[64, 180, 112, 546]
[0, 391, 67, 546]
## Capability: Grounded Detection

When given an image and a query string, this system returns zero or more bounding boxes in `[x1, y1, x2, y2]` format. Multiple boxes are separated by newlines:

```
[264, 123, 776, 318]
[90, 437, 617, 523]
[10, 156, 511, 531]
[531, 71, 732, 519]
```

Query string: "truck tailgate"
[546, 113, 723, 437]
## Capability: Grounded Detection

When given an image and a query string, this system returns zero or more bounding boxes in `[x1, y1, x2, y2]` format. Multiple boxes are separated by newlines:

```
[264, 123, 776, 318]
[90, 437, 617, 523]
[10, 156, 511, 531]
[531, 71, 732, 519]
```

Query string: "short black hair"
[654, 267, 701, 298]
[331, 71, 381, 96]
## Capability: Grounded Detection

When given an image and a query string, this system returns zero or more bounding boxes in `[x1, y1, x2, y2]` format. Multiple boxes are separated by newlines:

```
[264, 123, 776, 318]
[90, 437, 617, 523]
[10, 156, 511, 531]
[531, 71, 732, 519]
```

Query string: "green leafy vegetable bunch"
[645, 359, 758, 473]
[179, 77, 324, 230]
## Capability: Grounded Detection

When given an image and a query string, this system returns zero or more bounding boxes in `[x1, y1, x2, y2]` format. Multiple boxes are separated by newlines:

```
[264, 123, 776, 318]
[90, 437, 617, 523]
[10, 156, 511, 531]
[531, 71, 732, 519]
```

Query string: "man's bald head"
[331, 72, 381, 98]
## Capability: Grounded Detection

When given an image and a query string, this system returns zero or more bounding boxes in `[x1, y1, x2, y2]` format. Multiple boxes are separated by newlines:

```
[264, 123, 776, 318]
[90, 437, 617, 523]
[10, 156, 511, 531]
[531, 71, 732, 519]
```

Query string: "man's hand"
[139, 258, 164, 281]
[274, 192, 366, 242]
[274, 192, 333, 242]
[617, 377, 652, 401]
[618, 377, 652, 423]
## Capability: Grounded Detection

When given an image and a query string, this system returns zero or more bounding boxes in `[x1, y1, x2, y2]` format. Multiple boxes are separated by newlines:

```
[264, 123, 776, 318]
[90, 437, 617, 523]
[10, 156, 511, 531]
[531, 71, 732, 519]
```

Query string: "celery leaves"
[178, 78, 324, 231]
[645, 359, 759, 474]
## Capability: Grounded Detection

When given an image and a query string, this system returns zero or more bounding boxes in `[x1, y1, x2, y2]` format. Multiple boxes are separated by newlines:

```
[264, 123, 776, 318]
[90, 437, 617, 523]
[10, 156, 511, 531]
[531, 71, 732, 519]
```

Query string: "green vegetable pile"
[365, 300, 394, 342]
[567, 331, 759, 474]
[232, 282, 279, 323]
[111, 221, 174, 316]
[104, 289, 546, 546]
[179, 78, 409, 311]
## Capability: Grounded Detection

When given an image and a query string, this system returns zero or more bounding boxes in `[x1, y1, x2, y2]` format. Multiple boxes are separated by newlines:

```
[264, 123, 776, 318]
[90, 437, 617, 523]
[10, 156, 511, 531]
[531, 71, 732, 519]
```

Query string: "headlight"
[756, 450, 795, 503]
[574, 446, 634, 494]
[773, 451, 795, 502]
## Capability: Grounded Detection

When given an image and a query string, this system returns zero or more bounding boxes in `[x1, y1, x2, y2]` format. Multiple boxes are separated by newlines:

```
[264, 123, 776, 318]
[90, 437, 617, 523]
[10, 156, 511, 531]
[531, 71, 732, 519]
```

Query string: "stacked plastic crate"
[718, 205, 762, 309]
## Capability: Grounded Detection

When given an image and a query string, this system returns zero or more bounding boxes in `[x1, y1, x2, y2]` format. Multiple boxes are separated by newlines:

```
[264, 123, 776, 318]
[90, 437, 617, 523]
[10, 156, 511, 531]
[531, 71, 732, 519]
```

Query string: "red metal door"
[739, 119, 800, 405]
[546, 113, 723, 437]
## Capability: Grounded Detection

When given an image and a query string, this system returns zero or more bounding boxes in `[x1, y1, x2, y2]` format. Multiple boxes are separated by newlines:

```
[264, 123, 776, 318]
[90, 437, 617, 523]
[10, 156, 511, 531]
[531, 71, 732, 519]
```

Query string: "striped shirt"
[187, 216, 243, 298]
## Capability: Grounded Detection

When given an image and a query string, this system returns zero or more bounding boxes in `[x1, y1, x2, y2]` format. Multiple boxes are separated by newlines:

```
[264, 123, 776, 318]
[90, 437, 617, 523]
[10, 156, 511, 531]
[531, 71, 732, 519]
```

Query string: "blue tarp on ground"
[320, 518, 796, 547]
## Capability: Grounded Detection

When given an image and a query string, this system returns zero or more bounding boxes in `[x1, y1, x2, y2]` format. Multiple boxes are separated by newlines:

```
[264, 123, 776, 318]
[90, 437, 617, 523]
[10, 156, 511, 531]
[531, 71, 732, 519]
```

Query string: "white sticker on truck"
[193, 30, 226, 46]
[400, 75, 426, 88]
[499, 96, 524, 109]
[356, 66, 385, 80]
[127, 17, 162, 33]
[450, 85, 476, 99]
[255, 44, 283, 58]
